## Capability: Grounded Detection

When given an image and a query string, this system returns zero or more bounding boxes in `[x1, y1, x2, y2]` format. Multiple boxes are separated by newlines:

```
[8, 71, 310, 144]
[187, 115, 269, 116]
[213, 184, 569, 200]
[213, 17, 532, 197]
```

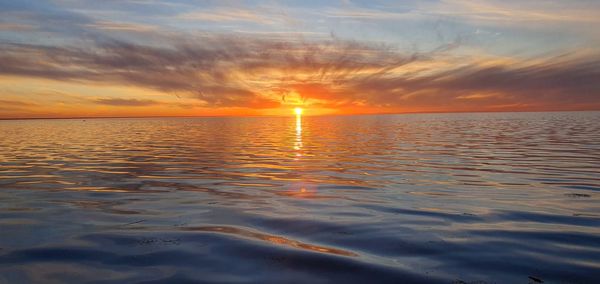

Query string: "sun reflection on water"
[294, 110, 303, 154]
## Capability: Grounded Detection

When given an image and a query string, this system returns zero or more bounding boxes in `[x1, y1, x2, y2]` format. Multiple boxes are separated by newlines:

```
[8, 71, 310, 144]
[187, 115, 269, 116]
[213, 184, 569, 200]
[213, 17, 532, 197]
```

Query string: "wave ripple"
[1, 112, 599, 283]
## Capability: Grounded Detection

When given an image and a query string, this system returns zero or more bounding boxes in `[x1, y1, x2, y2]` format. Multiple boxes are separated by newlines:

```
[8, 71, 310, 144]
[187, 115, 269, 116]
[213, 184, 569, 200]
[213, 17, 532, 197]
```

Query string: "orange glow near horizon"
[294, 107, 303, 116]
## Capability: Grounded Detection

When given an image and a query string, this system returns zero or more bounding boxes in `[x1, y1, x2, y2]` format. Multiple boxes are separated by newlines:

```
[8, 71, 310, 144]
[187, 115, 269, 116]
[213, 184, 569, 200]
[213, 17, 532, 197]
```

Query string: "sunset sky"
[1, 0, 599, 118]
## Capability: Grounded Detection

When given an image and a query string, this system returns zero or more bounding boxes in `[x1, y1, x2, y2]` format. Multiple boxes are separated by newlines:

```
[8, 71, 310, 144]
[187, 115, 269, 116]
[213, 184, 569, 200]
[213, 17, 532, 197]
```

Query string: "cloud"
[325, 9, 412, 20]
[0, 23, 35, 31]
[93, 98, 161, 107]
[178, 8, 277, 24]
[0, 100, 38, 111]
[85, 21, 159, 32]
[0, 35, 417, 109]
[344, 54, 600, 111]
[434, 0, 600, 25]
[0, 31, 599, 113]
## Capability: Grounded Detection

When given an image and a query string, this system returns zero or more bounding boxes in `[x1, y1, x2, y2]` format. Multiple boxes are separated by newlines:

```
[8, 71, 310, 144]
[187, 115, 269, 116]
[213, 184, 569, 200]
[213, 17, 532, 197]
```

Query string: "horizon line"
[1, 109, 599, 121]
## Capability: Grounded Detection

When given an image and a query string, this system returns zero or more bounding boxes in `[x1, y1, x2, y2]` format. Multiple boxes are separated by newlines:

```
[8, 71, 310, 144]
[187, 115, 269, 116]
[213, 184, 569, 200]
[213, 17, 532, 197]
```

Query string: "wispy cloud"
[325, 8, 412, 20]
[1, 34, 599, 113]
[434, 0, 600, 24]
[178, 8, 278, 24]
[93, 98, 161, 107]
[85, 21, 159, 32]
[0, 99, 37, 107]
[0, 23, 35, 31]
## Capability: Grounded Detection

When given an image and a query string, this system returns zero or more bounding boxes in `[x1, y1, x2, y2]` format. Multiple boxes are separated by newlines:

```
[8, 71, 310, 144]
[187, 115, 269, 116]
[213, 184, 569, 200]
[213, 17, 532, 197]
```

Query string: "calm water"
[0, 112, 599, 283]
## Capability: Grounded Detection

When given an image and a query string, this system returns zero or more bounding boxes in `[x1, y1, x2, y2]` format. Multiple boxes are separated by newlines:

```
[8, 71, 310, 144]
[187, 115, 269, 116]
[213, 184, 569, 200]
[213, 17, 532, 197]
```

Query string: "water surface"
[1, 112, 599, 283]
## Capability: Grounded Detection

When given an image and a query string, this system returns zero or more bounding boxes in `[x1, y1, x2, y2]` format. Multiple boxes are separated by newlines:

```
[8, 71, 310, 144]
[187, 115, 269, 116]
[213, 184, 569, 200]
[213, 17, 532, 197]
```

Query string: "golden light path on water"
[290, 107, 311, 196]
[295, 110, 302, 153]
[293, 107, 303, 154]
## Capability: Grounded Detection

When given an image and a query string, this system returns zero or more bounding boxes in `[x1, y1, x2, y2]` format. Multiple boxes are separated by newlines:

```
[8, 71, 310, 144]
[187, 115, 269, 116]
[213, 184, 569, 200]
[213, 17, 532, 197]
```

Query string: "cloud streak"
[178, 8, 277, 24]
[1, 34, 599, 113]
[93, 98, 161, 107]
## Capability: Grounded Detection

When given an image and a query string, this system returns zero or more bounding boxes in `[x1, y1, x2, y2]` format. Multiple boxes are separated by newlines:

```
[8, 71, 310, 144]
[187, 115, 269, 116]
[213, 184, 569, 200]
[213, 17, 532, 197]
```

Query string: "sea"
[0, 111, 599, 283]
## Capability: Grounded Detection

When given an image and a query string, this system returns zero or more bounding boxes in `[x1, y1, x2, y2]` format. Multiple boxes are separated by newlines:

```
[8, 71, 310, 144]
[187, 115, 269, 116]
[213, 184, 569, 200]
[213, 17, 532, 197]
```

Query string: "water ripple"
[1, 112, 599, 283]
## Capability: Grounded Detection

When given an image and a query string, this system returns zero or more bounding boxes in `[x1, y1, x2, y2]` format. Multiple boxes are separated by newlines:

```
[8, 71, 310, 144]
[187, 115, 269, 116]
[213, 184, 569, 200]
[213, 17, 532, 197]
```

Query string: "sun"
[294, 107, 303, 115]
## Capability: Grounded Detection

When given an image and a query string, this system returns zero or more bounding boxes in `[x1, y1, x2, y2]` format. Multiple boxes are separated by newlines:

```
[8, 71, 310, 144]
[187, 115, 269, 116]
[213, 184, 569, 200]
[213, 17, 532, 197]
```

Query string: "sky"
[1, 0, 599, 118]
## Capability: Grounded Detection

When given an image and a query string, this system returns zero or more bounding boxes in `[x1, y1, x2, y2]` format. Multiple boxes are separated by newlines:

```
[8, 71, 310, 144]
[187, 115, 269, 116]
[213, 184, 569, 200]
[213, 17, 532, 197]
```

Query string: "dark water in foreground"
[0, 112, 599, 283]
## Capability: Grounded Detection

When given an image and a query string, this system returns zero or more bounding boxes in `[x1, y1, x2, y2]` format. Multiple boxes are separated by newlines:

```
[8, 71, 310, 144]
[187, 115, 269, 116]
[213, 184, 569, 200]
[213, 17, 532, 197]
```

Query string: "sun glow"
[294, 107, 303, 116]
